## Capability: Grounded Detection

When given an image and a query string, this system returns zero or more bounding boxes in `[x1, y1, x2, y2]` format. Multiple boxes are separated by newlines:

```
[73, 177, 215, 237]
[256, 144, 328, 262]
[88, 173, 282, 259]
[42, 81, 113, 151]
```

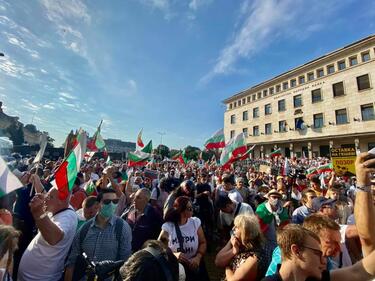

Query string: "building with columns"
[223, 35, 375, 158]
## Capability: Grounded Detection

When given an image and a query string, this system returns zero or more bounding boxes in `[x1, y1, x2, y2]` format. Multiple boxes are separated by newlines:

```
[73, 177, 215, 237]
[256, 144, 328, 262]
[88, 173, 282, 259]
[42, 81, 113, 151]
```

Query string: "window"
[265, 104, 272, 115]
[307, 72, 314, 81]
[234, 101, 237, 108]
[230, 114, 236, 124]
[247, 96, 251, 103]
[263, 90, 268, 97]
[279, 120, 287, 132]
[327, 65, 335, 74]
[230, 130, 235, 138]
[253, 126, 259, 136]
[293, 94, 303, 108]
[335, 109, 348, 124]
[361, 104, 375, 121]
[311, 88, 322, 103]
[290, 79, 297, 87]
[362, 52, 370, 62]
[252, 94, 256, 101]
[238, 100, 241, 106]
[242, 111, 248, 121]
[338, 60, 346, 70]
[349, 56, 358, 66]
[253, 107, 259, 118]
[357, 74, 370, 91]
[278, 99, 286, 112]
[313, 113, 324, 128]
[332, 82, 345, 97]
[242, 98, 246, 104]
[242, 128, 248, 137]
[257, 92, 261, 99]
[229, 103, 233, 109]
[317, 68, 324, 78]
[283, 82, 288, 90]
[276, 85, 281, 92]
[265, 123, 272, 135]
[269, 87, 274, 95]
[299, 76, 305, 84]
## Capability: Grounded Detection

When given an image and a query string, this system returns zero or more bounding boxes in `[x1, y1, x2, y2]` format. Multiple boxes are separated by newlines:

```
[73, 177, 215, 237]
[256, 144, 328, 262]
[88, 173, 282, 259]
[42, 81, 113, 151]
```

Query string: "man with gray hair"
[123, 188, 163, 252]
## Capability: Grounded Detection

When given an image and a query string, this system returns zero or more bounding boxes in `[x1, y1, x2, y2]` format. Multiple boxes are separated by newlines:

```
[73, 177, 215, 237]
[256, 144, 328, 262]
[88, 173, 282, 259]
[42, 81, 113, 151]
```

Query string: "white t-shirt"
[218, 186, 243, 203]
[220, 202, 254, 227]
[18, 209, 78, 281]
[162, 217, 201, 259]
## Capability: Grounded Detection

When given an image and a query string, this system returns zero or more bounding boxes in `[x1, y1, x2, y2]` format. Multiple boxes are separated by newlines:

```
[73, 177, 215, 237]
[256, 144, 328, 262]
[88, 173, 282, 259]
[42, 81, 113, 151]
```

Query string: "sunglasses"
[102, 199, 120, 205]
[186, 207, 193, 212]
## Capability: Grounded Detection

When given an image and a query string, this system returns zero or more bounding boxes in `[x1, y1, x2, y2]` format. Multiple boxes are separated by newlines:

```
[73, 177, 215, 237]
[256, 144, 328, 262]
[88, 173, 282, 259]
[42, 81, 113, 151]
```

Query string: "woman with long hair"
[0, 225, 20, 281]
[158, 196, 210, 281]
[215, 214, 273, 281]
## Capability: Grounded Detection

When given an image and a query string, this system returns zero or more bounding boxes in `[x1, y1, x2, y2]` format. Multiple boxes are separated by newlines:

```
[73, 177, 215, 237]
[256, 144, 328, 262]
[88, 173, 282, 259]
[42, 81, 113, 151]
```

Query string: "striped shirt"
[66, 215, 132, 269]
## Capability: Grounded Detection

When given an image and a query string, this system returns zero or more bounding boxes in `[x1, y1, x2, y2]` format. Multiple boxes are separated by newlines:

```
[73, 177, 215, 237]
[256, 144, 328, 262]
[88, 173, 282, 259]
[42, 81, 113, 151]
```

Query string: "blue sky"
[0, 0, 374, 149]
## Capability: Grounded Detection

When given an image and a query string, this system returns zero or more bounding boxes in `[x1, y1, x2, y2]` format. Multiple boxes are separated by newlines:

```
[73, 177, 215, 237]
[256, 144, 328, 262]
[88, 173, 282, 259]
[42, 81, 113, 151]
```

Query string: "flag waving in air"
[137, 129, 144, 148]
[87, 120, 105, 152]
[220, 133, 247, 169]
[204, 129, 225, 149]
[0, 156, 24, 197]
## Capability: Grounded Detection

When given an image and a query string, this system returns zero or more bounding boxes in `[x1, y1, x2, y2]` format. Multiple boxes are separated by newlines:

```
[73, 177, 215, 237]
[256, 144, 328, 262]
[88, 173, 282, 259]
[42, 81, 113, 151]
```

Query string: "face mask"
[100, 202, 118, 218]
[269, 198, 279, 207]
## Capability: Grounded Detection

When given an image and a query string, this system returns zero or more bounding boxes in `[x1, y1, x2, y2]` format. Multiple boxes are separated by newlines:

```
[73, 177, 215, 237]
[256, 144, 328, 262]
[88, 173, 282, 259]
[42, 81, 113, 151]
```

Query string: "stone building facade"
[223, 35, 375, 158]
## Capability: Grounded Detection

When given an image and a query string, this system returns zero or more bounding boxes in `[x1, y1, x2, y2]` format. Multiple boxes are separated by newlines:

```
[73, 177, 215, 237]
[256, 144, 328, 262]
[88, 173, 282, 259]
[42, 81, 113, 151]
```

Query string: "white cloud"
[188, 0, 213, 11]
[40, 68, 48, 74]
[58, 92, 76, 100]
[43, 103, 55, 110]
[0, 57, 36, 78]
[22, 101, 40, 111]
[3, 31, 40, 59]
[59, 97, 68, 102]
[202, 0, 340, 82]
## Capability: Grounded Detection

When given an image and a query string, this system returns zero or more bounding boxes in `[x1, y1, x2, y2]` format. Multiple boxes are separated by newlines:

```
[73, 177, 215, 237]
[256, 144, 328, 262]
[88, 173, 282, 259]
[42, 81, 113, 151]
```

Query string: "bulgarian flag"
[220, 133, 247, 169]
[231, 144, 256, 162]
[0, 156, 24, 197]
[270, 148, 282, 158]
[142, 140, 152, 154]
[55, 130, 87, 200]
[281, 157, 290, 176]
[306, 167, 318, 177]
[87, 120, 105, 151]
[172, 150, 188, 165]
[128, 150, 150, 167]
[137, 129, 144, 148]
[204, 129, 225, 149]
[317, 163, 333, 174]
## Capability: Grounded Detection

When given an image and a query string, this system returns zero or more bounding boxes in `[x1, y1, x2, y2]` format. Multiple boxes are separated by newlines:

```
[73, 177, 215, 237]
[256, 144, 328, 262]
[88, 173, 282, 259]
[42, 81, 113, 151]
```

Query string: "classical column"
[354, 138, 360, 154]
[290, 143, 294, 158]
[308, 142, 312, 159]
[261, 145, 264, 158]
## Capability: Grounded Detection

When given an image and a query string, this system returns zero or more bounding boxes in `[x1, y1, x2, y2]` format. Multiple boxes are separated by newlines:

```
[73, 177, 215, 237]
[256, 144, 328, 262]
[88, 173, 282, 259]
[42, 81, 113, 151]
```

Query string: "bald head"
[134, 188, 151, 211]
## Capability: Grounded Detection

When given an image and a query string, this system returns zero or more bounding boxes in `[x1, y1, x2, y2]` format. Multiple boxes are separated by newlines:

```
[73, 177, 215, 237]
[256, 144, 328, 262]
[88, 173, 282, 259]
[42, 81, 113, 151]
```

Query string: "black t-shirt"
[261, 269, 330, 281]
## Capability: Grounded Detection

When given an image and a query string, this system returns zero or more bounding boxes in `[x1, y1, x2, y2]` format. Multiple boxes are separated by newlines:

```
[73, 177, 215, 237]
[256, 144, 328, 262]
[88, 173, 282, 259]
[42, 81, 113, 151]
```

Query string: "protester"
[159, 196, 210, 281]
[76, 195, 99, 229]
[65, 188, 132, 281]
[215, 214, 273, 281]
[17, 187, 77, 281]
[0, 225, 20, 281]
[163, 180, 196, 218]
[291, 189, 316, 224]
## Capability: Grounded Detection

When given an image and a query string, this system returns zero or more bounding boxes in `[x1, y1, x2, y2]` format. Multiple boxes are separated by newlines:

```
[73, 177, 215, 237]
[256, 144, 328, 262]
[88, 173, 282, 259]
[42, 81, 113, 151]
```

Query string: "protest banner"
[330, 147, 356, 177]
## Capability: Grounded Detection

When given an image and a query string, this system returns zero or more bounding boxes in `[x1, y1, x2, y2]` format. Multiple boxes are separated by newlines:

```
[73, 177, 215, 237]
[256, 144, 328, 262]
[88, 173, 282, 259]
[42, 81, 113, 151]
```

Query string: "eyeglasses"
[302, 245, 324, 259]
[102, 199, 120, 205]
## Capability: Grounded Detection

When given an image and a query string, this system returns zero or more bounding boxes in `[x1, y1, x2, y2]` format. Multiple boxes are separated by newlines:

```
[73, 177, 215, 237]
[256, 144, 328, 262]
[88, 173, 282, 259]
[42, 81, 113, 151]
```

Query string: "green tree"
[156, 144, 170, 159]
[184, 146, 201, 161]
[6, 122, 24, 145]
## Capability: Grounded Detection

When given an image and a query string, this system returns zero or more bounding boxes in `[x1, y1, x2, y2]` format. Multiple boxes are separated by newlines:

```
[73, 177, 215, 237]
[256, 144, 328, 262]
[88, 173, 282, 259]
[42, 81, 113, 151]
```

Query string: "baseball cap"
[312, 197, 336, 212]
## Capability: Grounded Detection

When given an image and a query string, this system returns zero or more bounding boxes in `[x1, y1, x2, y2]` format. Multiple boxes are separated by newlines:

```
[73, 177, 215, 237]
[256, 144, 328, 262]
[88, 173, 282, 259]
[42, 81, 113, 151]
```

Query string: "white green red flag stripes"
[317, 163, 333, 173]
[55, 130, 87, 200]
[0, 156, 24, 197]
[270, 148, 282, 158]
[281, 158, 290, 176]
[220, 133, 247, 169]
[128, 150, 150, 167]
[87, 121, 105, 151]
[137, 129, 144, 148]
[204, 129, 225, 149]
[306, 167, 318, 177]
[172, 150, 188, 164]
[33, 133, 48, 164]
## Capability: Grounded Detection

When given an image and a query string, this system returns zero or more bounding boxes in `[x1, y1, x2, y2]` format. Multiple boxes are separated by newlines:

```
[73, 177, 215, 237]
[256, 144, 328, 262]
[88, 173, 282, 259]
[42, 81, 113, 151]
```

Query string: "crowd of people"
[0, 151, 375, 281]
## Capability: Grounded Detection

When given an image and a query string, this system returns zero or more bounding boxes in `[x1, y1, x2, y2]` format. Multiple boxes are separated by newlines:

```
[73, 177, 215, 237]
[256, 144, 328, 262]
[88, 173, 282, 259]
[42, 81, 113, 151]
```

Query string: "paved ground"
[204, 245, 224, 281]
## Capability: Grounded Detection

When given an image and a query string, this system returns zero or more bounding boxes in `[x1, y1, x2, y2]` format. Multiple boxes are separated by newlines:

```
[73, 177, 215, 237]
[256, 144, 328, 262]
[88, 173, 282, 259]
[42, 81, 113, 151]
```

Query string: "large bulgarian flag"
[55, 130, 87, 200]
[220, 133, 247, 169]
[87, 120, 105, 151]
[204, 129, 225, 149]
[306, 167, 318, 177]
[0, 156, 24, 197]
[270, 148, 282, 158]
[317, 163, 333, 174]
[172, 149, 188, 164]
[142, 140, 152, 154]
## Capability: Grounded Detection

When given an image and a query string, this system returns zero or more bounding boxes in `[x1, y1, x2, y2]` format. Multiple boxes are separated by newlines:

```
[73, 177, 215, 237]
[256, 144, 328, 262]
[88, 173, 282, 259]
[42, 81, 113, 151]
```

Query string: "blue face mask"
[100, 202, 118, 218]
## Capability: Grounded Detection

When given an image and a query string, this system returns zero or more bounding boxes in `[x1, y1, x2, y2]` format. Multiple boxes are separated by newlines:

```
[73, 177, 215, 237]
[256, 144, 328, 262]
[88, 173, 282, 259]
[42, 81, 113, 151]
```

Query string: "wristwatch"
[356, 185, 371, 192]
